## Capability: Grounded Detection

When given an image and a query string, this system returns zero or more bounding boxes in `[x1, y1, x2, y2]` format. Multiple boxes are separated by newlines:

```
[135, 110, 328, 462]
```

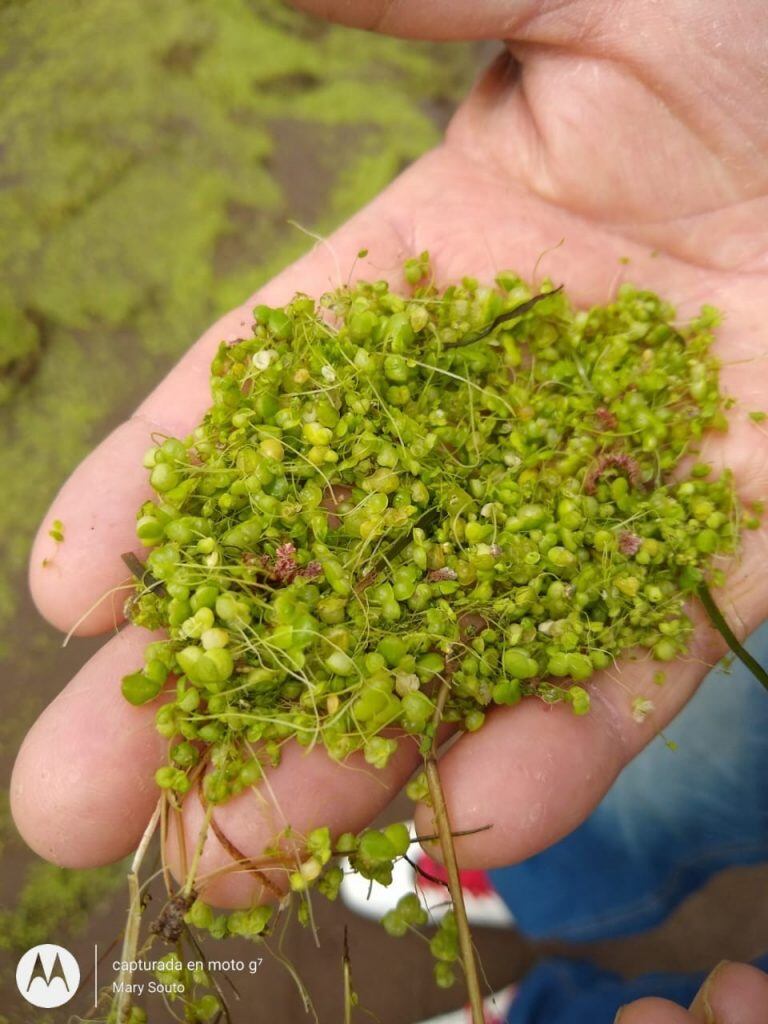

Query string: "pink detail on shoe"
[414, 983, 517, 1023]
[417, 853, 496, 897]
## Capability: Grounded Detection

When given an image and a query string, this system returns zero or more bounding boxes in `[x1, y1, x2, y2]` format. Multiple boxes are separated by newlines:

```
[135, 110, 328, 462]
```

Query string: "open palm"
[12, 0, 768, 907]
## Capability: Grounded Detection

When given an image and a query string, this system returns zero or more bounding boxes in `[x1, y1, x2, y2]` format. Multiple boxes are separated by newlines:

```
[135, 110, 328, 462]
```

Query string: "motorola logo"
[16, 944, 80, 1009]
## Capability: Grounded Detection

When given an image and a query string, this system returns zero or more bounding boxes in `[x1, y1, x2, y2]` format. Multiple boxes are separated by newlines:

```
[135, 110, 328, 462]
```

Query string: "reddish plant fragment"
[584, 452, 642, 494]
[618, 531, 642, 556]
[260, 542, 321, 584]
[595, 407, 618, 430]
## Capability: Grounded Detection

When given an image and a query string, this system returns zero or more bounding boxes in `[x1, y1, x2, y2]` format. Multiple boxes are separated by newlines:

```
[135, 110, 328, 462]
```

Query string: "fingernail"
[691, 960, 731, 1023]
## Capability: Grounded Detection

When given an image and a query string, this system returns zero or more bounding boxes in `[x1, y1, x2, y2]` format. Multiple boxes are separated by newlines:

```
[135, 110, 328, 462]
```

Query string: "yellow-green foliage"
[0, 861, 124, 953]
[0, 0, 474, 630]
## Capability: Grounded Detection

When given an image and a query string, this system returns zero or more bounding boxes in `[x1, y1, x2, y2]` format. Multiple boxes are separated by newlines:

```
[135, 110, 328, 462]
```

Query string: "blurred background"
[2, 2, 767, 1023]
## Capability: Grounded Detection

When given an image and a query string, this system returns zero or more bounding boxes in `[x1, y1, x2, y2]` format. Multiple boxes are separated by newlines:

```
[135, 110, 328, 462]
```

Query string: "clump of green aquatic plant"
[115, 254, 748, 1022]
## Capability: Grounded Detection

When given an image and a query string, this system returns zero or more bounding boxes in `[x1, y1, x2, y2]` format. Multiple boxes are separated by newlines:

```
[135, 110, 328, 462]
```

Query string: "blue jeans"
[488, 623, 768, 1020]
[506, 954, 768, 1024]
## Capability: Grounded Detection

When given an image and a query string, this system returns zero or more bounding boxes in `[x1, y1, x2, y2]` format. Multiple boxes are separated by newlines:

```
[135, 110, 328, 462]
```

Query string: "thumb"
[689, 962, 768, 1024]
[285, 0, 542, 40]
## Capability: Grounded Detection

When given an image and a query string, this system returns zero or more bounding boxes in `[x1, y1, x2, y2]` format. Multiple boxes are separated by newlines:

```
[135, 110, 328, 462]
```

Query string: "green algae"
[0, 861, 124, 954]
[0, 0, 476, 985]
[0, 0, 474, 631]
[0, 856, 124, 1016]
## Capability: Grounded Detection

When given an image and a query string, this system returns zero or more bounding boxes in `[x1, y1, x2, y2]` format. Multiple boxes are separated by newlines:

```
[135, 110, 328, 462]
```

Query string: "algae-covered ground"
[0, 1, 476, 1014]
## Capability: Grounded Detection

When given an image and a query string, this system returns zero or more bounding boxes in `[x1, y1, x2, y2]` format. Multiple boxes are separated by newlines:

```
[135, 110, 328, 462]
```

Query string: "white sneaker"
[414, 984, 517, 1024]
[340, 822, 515, 929]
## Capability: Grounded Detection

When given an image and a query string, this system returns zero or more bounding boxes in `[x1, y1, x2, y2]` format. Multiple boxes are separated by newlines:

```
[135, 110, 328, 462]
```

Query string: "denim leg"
[489, 623, 768, 941]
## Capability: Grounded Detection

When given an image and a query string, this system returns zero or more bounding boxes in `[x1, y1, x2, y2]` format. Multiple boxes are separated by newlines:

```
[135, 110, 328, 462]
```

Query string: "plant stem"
[425, 680, 485, 1024]
[698, 583, 768, 693]
[121, 551, 164, 593]
[185, 927, 235, 1024]
[410, 824, 492, 846]
[183, 803, 213, 898]
[355, 507, 439, 593]
[115, 798, 161, 1024]
[445, 287, 562, 348]
[199, 779, 285, 898]
[342, 926, 354, 1024]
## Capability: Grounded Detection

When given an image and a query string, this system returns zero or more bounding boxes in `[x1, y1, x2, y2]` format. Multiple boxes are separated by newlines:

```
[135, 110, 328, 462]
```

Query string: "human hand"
[620, 960, 768, 1024]
[12, 1, 768, 906]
